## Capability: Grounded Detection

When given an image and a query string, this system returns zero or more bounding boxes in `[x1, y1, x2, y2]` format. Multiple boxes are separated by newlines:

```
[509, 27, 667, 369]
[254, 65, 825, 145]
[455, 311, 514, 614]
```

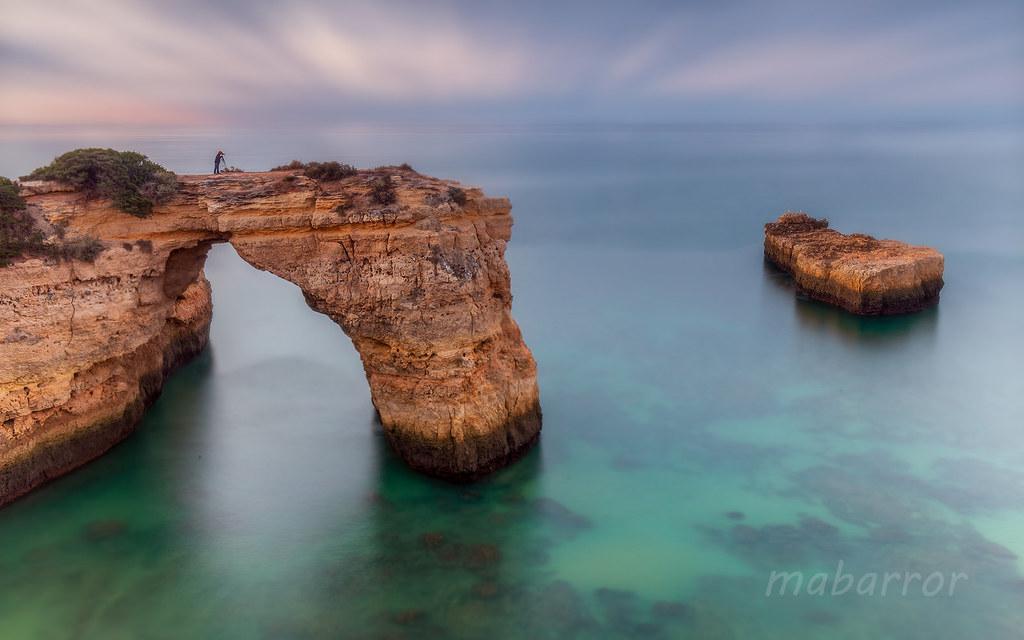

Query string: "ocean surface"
[1, 124, 1023, 639]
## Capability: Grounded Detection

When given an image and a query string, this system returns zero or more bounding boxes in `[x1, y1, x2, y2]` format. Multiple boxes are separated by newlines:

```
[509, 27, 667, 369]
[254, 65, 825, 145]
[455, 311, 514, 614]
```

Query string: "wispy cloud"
[653, 22, 1023, 106]
[275, 7, 531, 100]
[606, 21, 689, 86]
[0, 0, 541, 125]
[0, 0, 1020, 126]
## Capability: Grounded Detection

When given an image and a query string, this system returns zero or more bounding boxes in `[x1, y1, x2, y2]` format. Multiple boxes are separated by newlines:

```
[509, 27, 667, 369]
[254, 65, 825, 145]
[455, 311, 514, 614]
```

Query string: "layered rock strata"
[764, 212, 944, 315]
[0, 169, 540, 505]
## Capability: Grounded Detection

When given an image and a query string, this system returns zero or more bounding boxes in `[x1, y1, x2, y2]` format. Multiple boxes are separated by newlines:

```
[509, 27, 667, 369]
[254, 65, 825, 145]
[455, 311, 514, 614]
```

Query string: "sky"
[1, 0, 1021, 129]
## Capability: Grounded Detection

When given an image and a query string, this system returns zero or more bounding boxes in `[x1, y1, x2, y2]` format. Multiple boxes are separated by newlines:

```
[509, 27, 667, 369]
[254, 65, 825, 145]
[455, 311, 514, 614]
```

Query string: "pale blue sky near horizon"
[1, 0, 1022, 130]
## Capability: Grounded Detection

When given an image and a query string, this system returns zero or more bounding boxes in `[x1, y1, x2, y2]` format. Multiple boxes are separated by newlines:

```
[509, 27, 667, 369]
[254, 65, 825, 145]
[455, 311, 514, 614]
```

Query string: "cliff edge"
[0, 166, 540, 506]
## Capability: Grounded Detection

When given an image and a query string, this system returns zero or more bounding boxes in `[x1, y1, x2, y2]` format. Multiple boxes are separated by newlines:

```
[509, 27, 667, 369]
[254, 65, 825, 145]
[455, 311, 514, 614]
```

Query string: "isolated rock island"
[764, 212, 944, 315]
[0, 155, 540, 506]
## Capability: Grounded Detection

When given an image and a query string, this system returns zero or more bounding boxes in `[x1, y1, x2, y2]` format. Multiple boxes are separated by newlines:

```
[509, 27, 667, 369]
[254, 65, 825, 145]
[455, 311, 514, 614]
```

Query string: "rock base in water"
[0, 279, 212, 507]
[385, 400, 542, 481]
[764, 212, 944, 315]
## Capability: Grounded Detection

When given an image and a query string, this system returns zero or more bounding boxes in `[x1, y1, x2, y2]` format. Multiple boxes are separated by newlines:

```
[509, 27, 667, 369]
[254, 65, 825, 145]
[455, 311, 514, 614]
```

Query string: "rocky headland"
[764, 212, 944, 315]
[0, 160, 540, 506]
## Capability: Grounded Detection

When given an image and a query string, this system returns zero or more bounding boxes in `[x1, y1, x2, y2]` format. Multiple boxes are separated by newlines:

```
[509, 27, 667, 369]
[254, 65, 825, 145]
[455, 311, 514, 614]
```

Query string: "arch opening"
[0, 170, 540, 506]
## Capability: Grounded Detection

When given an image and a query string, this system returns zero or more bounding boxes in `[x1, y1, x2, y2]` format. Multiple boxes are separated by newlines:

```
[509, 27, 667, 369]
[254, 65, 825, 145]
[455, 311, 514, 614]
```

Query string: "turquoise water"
[1, 125, 1023, 638]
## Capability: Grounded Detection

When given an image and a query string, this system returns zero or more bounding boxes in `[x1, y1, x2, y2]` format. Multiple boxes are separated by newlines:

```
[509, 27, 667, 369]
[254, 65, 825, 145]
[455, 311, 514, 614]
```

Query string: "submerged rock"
[470, 580, 501, 599]
[82, 518, 127, 541]
[525, 580, 599, 637]
[594, 587, 642, 633]
[419, 532, 445, 549]
[651, 600, 690, 619]
[390, 609, 427, 626]
[961, 532, 1018, 562]
[463, 543, 502, 570]
[711, 515, 847, 564]
[764, 212, 943, 315]
[532, 497, 593, 530]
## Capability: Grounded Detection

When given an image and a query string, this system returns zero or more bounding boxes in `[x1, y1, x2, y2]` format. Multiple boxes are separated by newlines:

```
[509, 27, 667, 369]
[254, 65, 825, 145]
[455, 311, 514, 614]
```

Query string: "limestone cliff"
[0, 168, 540, 506]
[764, 212, 944, 315]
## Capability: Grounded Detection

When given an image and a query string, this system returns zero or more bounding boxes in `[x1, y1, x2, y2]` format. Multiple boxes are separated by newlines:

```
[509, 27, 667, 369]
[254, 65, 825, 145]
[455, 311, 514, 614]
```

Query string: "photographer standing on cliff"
[213, 150, 226, 174]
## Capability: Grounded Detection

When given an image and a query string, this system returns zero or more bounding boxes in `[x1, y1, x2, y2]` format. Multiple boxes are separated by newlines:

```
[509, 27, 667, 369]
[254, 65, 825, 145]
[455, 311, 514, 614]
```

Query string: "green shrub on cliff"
[304, 161, 356, 181]
[56, 236, 105, 263]
[271, 160, 357, 182]
[24, 148, 177, 218]
[0, 177, 48, 267]
[1, 176, 107, 267]
[271, 160, 305, 171]
[370, 176, 397, 205]
[447, 186, 467, 206]
[0, 176, 25, 213]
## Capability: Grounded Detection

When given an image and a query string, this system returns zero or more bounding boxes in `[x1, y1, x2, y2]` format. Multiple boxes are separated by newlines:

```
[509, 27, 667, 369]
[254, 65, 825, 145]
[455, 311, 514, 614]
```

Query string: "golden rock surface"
[0, 169, 540, 505]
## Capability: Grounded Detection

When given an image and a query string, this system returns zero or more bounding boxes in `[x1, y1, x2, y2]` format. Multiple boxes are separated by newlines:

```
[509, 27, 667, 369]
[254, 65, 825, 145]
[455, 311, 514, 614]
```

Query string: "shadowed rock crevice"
[162, 241, 215, 298]
[0, 167, 540, 505]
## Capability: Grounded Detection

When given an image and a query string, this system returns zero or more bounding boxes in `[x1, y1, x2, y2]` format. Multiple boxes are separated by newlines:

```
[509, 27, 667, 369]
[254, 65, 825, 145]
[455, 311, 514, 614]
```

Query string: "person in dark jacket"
[214, 150, 226, 174]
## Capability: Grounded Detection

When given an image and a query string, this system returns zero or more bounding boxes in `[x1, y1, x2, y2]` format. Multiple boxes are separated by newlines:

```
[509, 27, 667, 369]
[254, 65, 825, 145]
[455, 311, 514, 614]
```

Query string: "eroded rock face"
[0, 168, 540, 506]
[764, 212, 944, 315]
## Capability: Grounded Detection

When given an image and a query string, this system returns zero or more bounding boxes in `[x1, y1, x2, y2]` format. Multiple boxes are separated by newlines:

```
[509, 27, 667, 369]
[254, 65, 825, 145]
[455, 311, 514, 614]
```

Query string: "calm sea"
[1, 124, 1023, 638]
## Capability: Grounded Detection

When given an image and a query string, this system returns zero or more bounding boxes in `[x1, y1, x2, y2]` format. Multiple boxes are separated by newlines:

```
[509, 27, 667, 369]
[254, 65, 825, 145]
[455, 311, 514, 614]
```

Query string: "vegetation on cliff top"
[24, 148, 177, 218]
[0, 177, 47, 266]
[271, 160, 357, 182]
[370, 176, 397, 205]
[447, 186, 467, 206]
[1, 177, 105, 267]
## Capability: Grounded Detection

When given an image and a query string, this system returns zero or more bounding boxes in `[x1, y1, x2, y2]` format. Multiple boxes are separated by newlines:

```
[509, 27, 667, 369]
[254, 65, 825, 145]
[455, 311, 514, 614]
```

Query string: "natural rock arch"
[0, 169, 540, 506]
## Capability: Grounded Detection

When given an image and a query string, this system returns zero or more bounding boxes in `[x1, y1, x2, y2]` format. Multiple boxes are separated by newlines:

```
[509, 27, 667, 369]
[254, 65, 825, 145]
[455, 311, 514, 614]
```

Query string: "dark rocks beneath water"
[796, 459, 934, 529]
[532, 497, 592, 531]
[651, 600, 690, 619]
[800, 453, 1024, 527]
[960, 529, 1018, 562]
[699, 513, 852, 576]
[419, 532, 445, 549]
[390, 609, 427, 626]
[464, 543, 502, 570]
[926, 457, 1024, 514]
[800, 516, 840, 537]
[594, 587, 639, 628]
[471, 580, 501, 599]
[725, 511, 745, 520]
[498, 492, 527, 505]
[868, 525, 913, 544]
[525, 580, 599, 637]
[521, 545, 552, 567]
[793, 452, 1024, 532]
[82, 519, 128, 542]
[791, 455, 1024, 585]
[720, 516, 845, 564]
[593, 587, 666, 637]
[417, 533, 503, 574]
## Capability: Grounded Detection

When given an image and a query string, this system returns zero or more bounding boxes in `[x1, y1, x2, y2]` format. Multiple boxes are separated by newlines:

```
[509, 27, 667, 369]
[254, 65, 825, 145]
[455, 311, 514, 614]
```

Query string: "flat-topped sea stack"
[0, 161, 541, 506]
[764, 212, 944, 315]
